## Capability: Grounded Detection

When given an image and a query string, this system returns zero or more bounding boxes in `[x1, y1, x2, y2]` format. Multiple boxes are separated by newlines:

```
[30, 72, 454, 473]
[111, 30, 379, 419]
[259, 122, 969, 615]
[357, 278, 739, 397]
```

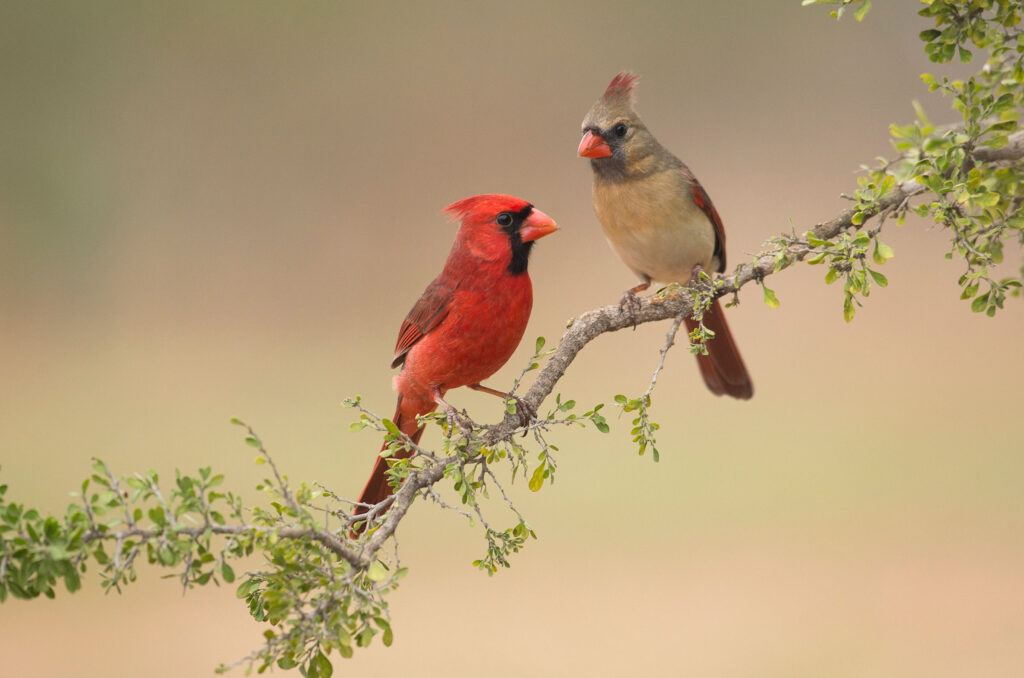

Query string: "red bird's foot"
[467, 383, 536, 434]
[435, 398, 474, 438]
[509, 395, 537, 431]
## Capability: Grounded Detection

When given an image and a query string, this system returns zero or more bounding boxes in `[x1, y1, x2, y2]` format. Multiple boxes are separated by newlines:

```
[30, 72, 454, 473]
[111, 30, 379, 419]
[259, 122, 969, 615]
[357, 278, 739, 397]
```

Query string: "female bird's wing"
[390, 277, 456, 368]
[680, 165, 727, 273]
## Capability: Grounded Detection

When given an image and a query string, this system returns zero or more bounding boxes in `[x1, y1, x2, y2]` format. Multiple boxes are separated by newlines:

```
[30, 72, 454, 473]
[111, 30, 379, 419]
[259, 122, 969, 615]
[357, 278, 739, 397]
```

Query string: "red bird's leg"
[468, 383, 536, 428]
[431, 388, 474, 437]
[619, 275, 652, 329]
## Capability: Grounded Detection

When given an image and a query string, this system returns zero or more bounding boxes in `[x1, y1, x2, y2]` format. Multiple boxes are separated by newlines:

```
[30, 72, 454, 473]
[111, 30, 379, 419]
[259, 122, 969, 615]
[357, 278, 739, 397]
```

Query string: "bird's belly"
[595, 178, 716, 284]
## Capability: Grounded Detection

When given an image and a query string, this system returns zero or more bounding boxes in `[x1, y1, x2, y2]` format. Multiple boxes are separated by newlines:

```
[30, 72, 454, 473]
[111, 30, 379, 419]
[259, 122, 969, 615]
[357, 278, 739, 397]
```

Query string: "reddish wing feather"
[391, 278, 455, 369]
[682, 167, 727, 273]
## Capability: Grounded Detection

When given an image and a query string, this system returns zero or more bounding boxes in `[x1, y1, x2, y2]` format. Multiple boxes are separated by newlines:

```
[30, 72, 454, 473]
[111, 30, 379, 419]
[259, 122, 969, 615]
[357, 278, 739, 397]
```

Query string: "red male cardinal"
[354, 195, 558, 527]
[578, 72, 753, 399]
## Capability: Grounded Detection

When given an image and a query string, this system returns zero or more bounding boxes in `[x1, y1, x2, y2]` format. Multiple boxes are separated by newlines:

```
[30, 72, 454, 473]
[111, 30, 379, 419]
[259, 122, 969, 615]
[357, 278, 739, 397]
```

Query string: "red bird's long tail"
[353, 394, 434, 530]
[684, 298, 753, 400]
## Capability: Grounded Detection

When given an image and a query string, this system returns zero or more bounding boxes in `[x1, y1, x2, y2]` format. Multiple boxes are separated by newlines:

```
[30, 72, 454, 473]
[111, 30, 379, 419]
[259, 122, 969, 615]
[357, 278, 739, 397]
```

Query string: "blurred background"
[2, 2, 1023, 676]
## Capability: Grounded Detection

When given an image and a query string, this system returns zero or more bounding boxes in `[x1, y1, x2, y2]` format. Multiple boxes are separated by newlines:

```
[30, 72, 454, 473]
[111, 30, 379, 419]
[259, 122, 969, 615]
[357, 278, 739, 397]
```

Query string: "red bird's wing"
[391, 277, 455, 369]
[681, 166, 727, 273]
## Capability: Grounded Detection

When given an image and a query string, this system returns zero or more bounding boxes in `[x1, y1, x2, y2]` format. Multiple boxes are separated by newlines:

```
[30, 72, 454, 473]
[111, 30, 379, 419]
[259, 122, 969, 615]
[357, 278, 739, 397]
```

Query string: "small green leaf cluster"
[472, 521, 535, 576]
[918, 0, 1021, 65]
[543, 393, 610, 434]
[230, 553, 403, 673]
[909, 2, 1024, 313]
[613, 394, 661, 462]
[805, 230, 893, 322]
[0, 459, 248, 604]
[802, 0, 871, 22]
[687, 320, 715, 356]
[804, 0, 1023, 317]
[1, 423, 416, 676]
[677, 275, 720, 351]
[528, 447, 557, 492]
[0, 473, 86, 601]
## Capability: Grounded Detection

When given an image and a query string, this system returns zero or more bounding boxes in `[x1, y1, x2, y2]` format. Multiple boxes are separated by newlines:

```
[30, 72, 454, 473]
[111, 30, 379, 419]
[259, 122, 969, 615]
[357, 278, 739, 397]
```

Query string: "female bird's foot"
[618, 278, 652, 329]
[618, 289, 643, 328]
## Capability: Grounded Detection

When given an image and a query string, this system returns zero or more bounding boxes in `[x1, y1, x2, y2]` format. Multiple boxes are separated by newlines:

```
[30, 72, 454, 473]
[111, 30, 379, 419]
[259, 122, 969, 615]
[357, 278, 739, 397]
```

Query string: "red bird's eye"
[496, 213, 513, 227]
[614, 123, 628, 137]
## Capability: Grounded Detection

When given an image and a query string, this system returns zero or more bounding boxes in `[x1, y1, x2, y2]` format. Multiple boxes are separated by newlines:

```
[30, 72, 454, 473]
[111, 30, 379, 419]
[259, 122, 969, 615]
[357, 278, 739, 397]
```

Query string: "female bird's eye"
[614, 123, 628, 137]
[496, 212, 513, 227]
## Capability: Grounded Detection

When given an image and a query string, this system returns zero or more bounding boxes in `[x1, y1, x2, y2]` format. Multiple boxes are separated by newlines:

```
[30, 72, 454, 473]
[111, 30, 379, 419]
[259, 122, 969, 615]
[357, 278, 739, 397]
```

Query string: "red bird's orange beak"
[578, 130, 612, 158]
[519, 208, 559, 242]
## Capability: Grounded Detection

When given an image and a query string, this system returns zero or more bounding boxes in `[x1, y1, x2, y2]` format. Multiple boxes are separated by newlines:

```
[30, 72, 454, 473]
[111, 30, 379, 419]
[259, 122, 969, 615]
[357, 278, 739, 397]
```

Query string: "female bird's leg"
[468, 383, 536, 428]
[431, 388, 474, 437]
[619, 275, 652, 329]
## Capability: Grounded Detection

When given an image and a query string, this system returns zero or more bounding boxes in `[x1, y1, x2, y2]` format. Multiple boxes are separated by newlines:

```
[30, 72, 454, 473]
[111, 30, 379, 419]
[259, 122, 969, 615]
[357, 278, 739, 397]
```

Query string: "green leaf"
[376, 617, 394, 647]
[873, 239, 895, 264]
[762, 285, 780, 308]
[971, 292, 990, 313]
[854, 0, 871, 22]
[972, 191, 1000, 207]
[868, 269, 888, 287]
[366, 561, 387, 582]
[236, 577, 260, 602]
[843, 295, 856, 323]
[314, 651, 333, 678]
[528, 465, 545, 492]
[534, 336, 546, 354]
[244, 436, 259, 448]
[382, 419, 401, 437]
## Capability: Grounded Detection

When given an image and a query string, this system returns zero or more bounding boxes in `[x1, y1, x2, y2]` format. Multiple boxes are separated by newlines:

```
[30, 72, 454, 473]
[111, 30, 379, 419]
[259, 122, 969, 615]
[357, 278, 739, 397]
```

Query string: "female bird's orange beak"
[519, 208, 559, 242]
[578, 130, 612, 158]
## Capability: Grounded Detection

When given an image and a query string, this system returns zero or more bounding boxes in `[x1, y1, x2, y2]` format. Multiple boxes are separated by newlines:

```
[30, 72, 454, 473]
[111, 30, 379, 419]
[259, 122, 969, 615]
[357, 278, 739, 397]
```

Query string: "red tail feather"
[353, 397, 428, 532]
[684, 298, 753, 400]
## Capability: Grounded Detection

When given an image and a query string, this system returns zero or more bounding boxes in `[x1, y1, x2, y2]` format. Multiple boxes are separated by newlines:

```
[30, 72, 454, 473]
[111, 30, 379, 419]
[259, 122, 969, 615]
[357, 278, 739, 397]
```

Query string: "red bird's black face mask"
[497, 204, 539, 275]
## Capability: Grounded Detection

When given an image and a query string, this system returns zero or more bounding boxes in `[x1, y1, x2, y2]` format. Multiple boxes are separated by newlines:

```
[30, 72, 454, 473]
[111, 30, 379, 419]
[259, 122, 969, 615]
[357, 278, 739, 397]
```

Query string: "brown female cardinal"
[354, 195, 558, 527]
[578, 72, 753, 400]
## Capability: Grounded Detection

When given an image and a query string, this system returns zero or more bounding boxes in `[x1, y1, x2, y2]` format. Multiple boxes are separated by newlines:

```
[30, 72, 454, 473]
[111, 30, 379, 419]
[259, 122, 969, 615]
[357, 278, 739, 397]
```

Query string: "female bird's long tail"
[684, 298, 753, 400]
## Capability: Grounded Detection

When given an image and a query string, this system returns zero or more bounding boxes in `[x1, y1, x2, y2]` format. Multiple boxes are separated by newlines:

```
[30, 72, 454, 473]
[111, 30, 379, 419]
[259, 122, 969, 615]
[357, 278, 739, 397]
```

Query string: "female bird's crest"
[603, 71, 640, 104]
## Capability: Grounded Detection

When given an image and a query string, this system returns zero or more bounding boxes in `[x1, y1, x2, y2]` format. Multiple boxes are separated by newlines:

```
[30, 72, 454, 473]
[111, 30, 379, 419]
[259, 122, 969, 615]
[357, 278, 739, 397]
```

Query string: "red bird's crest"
[603, 71, 639, 103]
[442, 194, 531, 222]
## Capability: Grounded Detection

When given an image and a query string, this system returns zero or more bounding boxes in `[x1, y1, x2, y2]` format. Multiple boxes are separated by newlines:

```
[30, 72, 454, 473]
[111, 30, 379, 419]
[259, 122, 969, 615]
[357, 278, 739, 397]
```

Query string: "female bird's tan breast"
[593, 169, 717, 284]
